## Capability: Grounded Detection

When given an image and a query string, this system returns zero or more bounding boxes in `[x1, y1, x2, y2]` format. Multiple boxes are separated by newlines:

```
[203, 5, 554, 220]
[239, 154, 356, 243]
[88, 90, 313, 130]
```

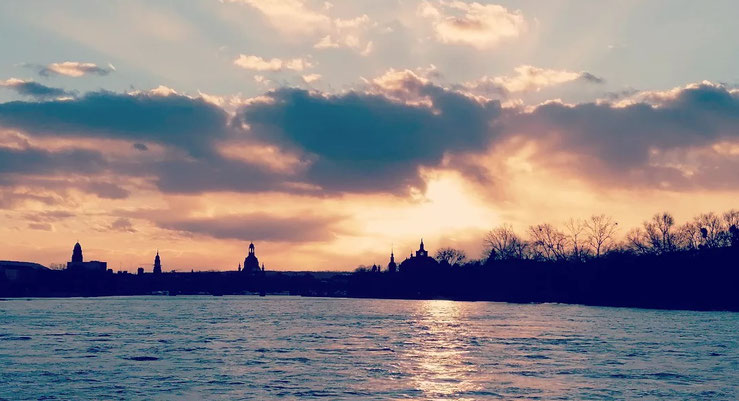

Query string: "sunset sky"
[1, 0, 738, 270]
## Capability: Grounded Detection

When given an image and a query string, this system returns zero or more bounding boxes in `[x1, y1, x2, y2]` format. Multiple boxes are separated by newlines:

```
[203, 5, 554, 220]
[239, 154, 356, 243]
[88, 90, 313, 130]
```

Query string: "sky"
[1, 0, 738, 271]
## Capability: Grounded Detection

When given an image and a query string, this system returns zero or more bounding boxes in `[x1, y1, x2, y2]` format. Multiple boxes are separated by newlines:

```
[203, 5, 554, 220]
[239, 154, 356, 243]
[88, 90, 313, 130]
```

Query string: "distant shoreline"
[3, 245, 738, 312]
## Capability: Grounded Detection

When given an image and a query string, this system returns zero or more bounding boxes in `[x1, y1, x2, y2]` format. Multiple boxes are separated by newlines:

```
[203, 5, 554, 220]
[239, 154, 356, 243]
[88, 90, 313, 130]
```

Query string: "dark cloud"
[504, 83, 739, 188]
[109, 217, 136, 233]
[603, 88, 639, 101]
[85, 182, 130, 199]
[0, 91, 229, 157]
[150, 157, 290, 194]
[579, 72, 605, 84]
[236, 87, 501, 192]
[1, 79, 72, 99]
[0, 190, 62, 209]
[1, 82, 738, 199]
[0, 145, 132, 201]
[0, 146, 106, 175]
[157, 213, 344, 243]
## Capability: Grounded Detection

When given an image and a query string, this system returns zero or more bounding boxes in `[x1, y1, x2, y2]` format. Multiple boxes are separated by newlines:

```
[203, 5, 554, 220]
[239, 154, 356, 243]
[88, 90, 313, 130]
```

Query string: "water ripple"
[0, 296, 737, 400]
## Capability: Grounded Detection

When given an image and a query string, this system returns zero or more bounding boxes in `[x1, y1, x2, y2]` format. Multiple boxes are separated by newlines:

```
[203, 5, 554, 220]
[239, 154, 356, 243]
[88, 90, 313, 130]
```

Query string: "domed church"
[242, 242, 263, 273]
[399, 239, 438, 273]
[66, 242, 107, 273]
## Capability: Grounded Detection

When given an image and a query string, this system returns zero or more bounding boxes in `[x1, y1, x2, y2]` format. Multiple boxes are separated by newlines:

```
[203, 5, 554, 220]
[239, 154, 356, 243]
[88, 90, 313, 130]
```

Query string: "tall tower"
[416, 239, 428, 258]
[153, 251, 162, 274]
[388, 249, 397, 273]
[72, 242, 83, 264]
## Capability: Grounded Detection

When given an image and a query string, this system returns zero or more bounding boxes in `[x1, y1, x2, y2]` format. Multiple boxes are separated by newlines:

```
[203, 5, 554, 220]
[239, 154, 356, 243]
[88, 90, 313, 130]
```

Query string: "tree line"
[443, 210, 739, 267]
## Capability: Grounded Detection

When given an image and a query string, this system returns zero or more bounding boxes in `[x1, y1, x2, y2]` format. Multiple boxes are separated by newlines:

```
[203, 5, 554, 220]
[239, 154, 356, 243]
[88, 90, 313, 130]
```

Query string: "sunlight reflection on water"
[1, 296, 737, 400]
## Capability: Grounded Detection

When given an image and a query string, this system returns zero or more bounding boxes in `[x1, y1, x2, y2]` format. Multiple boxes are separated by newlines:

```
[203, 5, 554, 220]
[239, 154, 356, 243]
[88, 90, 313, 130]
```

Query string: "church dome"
[71, 242, 83, 263]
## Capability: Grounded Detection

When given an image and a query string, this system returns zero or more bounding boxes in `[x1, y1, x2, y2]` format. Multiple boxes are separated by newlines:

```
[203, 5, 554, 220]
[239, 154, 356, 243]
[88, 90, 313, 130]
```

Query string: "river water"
[0, 296, 737, 400]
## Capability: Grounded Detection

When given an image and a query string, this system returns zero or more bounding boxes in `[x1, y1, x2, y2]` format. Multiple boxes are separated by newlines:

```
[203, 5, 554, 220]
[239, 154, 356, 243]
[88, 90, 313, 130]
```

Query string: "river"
[1, 296, 737, 400]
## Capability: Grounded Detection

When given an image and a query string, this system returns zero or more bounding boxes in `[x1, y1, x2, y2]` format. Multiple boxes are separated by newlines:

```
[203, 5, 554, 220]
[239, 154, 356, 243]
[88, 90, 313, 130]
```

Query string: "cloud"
[465, 65, 603, 96]
[225, 0, 373, 54]
[109, 217, 136, 232]
[419, 1, 526, 49]
[235, 84, 501, 193]
[28, 222, 53, 231]
[225, 0, 331, 36]
[579, 72, 605, 84]
[38, 62, 115, 77]
[234, 55, 314, 72]
[502, 82, 739, 189]
[0, 145, 107, 176]
[24, 210, 76, 222]
[0, 78, 72, 99]
[314, 35, 374, 56]
[85, 182, 130, 199]
[301, 73, 321, 83]
[156, 212, 343, 242]
[0, 90, 229, 157]
[2, 80, 737, 201]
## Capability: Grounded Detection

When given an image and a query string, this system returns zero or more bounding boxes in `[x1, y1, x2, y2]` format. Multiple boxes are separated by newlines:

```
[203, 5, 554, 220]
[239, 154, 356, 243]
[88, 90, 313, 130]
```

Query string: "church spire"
[153, 250, 162, 274]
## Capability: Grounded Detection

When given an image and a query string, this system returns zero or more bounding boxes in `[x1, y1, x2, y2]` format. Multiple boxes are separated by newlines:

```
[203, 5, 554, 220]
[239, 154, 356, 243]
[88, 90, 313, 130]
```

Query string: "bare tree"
[723, 209, 739, 229]
[679, 220, 703, 250]
[626, 227, 652, 255]
[528, 223, 569, 261]
[484, 224, 528, 261]
[643, 212, 680, 253]
[585, 214, 618, 257]
[565, 218, 590, 261]
[693, 212, 728, 248]
[435, 247, 467, 267]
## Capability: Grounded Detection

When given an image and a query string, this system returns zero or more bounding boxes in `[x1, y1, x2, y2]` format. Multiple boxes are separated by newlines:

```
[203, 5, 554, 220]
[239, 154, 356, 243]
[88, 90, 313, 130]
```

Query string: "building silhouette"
[387, 249, 397, 273]
[66, 242, 107, 273]
[242, 242, 263, 273]
[153, 251, 162, 274]
[399, 239, 438, 273]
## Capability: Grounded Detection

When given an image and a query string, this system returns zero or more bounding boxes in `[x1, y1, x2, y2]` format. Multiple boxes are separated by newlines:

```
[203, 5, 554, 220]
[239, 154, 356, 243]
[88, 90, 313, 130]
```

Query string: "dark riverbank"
[2, 246, 738, 311]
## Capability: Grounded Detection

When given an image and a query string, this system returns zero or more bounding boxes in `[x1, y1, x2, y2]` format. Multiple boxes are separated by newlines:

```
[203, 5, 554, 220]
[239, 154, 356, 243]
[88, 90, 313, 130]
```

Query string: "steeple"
[415, 238, 428, 258]
[387, 246, 397, 273]
[249, 242, 255, 255]
[153, 250, 162, 274]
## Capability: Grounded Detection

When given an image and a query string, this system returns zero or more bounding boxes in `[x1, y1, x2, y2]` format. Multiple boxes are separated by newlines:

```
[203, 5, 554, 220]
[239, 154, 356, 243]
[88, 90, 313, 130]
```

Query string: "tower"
[66, 241, 107, 272]
[399, 238, 438, 273]
[153, 250, 162, 274]
[243, 242, 260, 273]
[72, 242, 83, 263]
[387, 249, 397, 273]
[415, 239, 428, 258]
